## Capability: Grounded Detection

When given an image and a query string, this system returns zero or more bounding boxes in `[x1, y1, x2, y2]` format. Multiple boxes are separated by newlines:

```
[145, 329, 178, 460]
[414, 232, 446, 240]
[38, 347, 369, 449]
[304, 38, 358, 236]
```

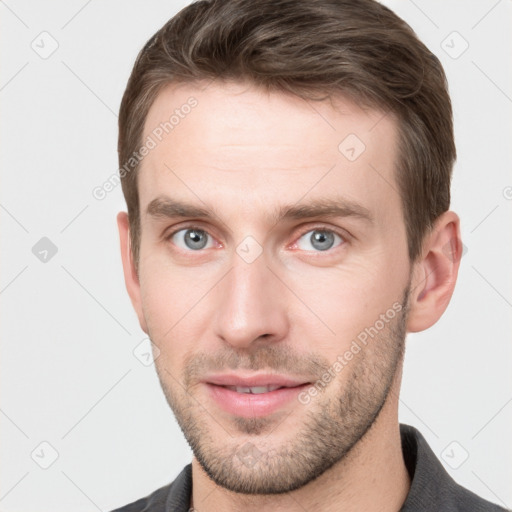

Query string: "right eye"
[169, 228, 214, 251]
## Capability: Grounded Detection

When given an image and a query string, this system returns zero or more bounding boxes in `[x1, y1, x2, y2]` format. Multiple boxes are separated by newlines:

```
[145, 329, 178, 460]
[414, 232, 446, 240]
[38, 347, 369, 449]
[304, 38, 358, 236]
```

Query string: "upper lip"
[203, 373, 312, 388]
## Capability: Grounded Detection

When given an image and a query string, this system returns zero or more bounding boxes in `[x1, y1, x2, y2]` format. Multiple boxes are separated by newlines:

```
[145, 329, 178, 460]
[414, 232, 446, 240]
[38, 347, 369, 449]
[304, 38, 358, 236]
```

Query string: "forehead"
[138, 80, 402, 228]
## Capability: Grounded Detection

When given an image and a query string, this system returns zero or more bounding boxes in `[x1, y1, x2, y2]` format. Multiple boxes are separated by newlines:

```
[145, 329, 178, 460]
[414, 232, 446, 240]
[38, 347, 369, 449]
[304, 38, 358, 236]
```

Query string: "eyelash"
[164, 223, 349, 253]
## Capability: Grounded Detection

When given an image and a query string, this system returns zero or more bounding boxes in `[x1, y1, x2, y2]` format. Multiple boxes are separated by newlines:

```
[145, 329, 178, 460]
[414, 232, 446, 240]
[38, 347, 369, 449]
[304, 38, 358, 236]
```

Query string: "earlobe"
[117, 212, 148, 334]
[406, 211, 462, 333]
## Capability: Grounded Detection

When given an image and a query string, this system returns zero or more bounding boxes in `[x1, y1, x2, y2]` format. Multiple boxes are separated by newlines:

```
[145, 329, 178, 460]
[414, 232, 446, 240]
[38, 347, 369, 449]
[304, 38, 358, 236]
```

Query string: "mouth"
[202, 374, 312, 418]
[222, 384, 292, 394]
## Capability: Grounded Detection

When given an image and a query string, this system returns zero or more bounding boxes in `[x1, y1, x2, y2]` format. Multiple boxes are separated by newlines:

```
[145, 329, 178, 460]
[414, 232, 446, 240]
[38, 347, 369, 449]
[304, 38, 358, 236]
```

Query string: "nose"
[213, 253, 289, 349]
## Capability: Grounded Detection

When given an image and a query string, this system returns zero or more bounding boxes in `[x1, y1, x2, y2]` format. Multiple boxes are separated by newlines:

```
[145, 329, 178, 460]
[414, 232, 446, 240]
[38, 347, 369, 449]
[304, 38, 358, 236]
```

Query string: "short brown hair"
[118, 0, 456, 268]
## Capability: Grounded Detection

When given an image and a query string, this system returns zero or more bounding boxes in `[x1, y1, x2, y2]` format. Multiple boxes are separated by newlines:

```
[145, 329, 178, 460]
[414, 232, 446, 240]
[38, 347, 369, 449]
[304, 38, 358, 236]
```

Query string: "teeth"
[225, 385, 283, 394]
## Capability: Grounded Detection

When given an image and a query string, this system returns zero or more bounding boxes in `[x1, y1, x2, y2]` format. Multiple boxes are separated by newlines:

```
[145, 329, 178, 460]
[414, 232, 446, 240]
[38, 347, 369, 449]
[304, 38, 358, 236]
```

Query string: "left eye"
[296, 229, 344, 252]
[170, 228, 214, 251]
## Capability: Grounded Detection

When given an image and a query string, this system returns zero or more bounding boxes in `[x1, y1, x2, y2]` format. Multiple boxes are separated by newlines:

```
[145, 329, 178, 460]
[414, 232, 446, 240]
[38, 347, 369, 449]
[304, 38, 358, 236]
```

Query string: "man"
[112, 0, 507, 510]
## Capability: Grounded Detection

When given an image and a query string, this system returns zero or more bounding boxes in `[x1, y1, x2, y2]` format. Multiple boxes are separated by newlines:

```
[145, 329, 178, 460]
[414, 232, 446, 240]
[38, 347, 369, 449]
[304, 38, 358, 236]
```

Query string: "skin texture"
[118, 80, 462, 511]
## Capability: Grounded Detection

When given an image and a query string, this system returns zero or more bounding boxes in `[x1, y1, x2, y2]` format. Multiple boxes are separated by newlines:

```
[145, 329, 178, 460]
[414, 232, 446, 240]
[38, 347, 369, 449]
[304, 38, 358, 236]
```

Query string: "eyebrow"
[146, 195, 373, 224]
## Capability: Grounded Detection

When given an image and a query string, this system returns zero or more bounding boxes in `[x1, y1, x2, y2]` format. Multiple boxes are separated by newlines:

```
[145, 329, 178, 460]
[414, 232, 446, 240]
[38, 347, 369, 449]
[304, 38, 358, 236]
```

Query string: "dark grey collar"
[399, 424, 506, 511]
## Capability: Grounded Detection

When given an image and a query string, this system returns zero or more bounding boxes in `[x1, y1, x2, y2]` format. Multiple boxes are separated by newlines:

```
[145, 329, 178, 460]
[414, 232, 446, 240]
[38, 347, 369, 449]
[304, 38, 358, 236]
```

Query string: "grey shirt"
[111, 424, 508, 511]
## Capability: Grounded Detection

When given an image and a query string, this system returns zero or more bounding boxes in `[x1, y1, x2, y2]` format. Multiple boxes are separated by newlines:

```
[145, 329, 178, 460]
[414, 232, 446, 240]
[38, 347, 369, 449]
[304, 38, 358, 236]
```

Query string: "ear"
[117, 212, 148, 334]
[406, 211, 462, 333]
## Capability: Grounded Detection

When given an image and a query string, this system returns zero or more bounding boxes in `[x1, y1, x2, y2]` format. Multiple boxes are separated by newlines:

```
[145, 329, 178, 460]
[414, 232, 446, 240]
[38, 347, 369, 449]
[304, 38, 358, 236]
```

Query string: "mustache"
[183, 344, 331, 386]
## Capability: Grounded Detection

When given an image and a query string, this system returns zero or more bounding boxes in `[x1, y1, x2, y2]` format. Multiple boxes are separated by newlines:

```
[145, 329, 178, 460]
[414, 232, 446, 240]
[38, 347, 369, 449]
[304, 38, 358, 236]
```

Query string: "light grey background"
[1, 1, 511, 511]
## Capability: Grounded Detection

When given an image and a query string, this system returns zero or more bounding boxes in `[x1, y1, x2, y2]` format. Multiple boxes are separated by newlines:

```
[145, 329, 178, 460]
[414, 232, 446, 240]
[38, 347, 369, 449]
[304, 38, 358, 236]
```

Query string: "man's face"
[132, 81, 413, 493]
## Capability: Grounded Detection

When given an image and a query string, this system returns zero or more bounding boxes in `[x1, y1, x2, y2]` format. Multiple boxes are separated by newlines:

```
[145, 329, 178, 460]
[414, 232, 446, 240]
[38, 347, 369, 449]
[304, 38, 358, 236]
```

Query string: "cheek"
[138, 258, 190, 340]
[137, 251, 222, 353]
[139, 277, 199, 378]
[285, 254, 408, 352]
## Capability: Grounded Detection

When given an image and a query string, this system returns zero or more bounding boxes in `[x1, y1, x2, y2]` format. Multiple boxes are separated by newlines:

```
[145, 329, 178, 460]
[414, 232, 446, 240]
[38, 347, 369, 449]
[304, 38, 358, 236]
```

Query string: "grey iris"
[310, 230, 335, 251]
[184, 229, 208, 250]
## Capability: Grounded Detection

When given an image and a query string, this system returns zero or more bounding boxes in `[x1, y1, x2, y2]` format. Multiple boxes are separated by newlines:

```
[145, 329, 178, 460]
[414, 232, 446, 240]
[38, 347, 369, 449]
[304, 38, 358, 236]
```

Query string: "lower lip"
[205, 383, 310, 418]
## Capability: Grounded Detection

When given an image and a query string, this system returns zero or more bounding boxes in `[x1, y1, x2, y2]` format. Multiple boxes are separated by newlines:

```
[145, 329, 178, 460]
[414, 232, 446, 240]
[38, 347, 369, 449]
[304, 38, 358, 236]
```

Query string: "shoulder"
[400, 424, 508, 511]
[109, 483, 171, 512]
[109, 464, 192, 512]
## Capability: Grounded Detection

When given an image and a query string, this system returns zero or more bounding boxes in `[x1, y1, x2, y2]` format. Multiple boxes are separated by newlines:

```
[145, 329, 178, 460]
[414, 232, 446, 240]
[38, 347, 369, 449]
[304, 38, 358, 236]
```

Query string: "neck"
[191, 371, 410, 512]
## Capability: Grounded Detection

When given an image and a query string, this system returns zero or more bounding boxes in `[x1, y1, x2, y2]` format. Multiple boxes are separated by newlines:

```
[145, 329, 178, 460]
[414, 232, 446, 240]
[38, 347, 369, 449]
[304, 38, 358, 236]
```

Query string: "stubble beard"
[153, 288, 409, 495]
